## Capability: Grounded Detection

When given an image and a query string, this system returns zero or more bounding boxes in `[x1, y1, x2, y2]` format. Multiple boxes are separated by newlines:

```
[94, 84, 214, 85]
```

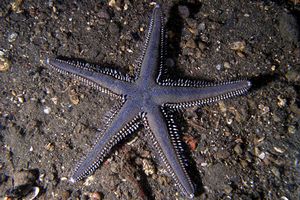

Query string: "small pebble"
[200, 34, 209, 43]
[11, 0, 24, 13]
[240, 159, 248, 168]
[200, 162, 208, 167]
[17, 96, 24, 103]
[271, 65, 276, 71]
[123, 3, 128, 11]
[254, 147, 266, 160]
[110, 162, 118, 173]
[288, 125, 296, 134]
[198, 22, 206, 31]
[223, 61, 230, 69]
[216, 64, 222, 71]
[258, 104, 270, 115]
[271, 167, 280, 178]
[218, 101, 227, 112]
[51, 97, 58, 105]
[198, 41, 207, 51]
[224, 131, 231, 137]
[43, 106, 51, 114]
[234, 144, 242, 155]
[8, 32, 18, 43]
[60, 177, 68, 181]
[45, 143, 55, 151]
[108, 0, 121, 11]
[185, 39, 197, 49]
[258, 152, 266, 160]
[90, 192, 102, 200]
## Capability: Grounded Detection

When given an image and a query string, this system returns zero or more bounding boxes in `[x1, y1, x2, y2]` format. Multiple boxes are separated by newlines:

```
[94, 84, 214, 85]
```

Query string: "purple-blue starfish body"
[46, 4, 251, 199]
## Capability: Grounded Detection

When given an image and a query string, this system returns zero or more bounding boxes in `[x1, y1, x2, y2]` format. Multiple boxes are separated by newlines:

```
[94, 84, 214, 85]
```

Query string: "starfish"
[46, 4, 251, 199]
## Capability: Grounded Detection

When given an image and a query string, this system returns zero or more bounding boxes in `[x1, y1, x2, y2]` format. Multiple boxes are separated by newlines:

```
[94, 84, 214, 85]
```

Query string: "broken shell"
[69, 89, 80, 105]
[0, 57, 11, 72]
[277, 95, 287, 108]
[25, 187, 40, 200]
[142, 159, 156, 176]
[5, 186, 39, 200]
[183, 135, 198, 151]
[229, 41, 246, 52]
[274, 147, 285, 153]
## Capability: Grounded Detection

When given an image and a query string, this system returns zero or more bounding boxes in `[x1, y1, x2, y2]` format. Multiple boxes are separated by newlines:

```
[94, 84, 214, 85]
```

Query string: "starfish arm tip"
[247, 80, 252, 87]
[188, 194, 195, 199]
[45, 57, 50, 65]
[184, 184, 195, 199]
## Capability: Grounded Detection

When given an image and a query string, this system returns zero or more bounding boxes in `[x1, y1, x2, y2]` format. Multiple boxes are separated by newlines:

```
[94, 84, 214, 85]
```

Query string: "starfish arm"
[156, 80, 251, 108]
[46, 58, 132, 96]
[69, 100, 142, 183]
[138, 4, 163, 84]
[143, 105, 195, 199]
[159, 78, 218, 87]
